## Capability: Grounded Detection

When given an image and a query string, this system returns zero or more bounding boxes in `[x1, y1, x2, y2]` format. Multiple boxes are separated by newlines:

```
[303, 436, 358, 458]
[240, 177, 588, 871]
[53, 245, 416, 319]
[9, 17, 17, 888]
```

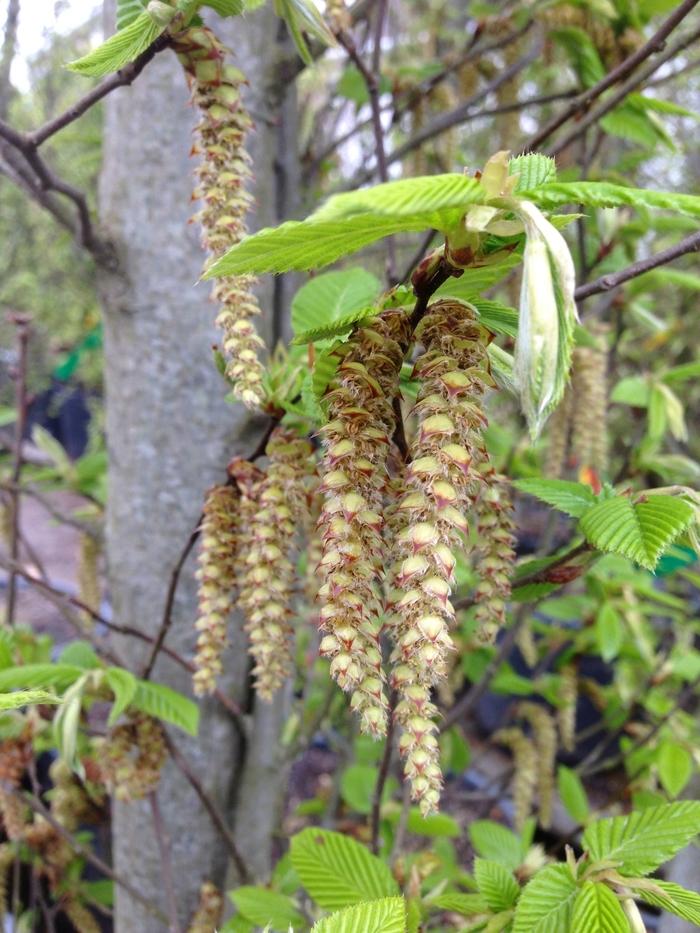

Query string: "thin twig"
[163, 732, 251, 883]
[149, 792, 181, 933]
[525, 0, 700, 151]
[370, 690, 396, 855]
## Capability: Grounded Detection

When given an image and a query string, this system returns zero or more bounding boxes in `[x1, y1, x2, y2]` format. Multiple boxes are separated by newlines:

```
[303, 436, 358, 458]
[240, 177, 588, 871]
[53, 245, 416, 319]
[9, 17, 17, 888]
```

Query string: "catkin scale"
[173, 26, 266, 408]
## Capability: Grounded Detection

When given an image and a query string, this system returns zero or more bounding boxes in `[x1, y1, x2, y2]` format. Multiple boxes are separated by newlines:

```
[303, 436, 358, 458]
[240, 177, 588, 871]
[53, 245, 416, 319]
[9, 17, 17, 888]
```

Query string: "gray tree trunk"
[98, 3, 299, 929]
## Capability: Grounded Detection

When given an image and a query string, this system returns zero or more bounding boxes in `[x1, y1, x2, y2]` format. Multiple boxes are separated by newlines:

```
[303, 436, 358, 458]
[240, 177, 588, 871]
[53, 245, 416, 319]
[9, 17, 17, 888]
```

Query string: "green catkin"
[518, 702, 557, 829]
[241, 428, 314, 700]
[570, 330, 609, 477]
[317, 307, 412, 739]
[173, 26, 266, 409]
[0, 842, 13, 924]
[187, 881, 224, 933]
[495, 727, 537, 831]
[473, 472, 517, 645]
[77, 532, 101, 629]
[389, 298, 495, 814]
[98, 714, 166, 802]
[558, 664, 578, 753]
[544, 385, 573, 478]
[63, 900, 100, 933]
[193, 483, 241, 696]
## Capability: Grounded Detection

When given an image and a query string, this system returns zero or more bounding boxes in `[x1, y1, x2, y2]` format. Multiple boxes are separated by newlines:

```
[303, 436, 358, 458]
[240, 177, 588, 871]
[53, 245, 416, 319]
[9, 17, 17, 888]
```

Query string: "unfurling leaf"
[68, 12, 164, 77]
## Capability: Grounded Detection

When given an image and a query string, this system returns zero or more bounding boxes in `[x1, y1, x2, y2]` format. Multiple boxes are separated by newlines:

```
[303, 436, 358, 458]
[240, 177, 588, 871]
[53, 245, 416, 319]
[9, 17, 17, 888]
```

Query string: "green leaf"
[273, 0, 336, 66]
[310, 897, 407, 933]
[509, 154, 557, 191]
[340, 765, 394, 816]
[634, 879, 700, 925]
[557, 766, 590, 825]
[116, 0, 146, 29]
[657, 741, 693, 798]
[512, 864, 578, 932]
[0, 664, 83, 692]
[0, 689, 60, 710]
[579, 494, 694, 571]
[522, 182, 700, 219]
[430, 892, 488, 917]
[571, 881, 628, 932]
[470, 299, 519, 338]
[131, 681, 199, 735]
[469, 821, 525, 872]
[292, 307, 378, 346]
[595, 603, 623, 662]
[474, 859, 520, 912]
[406, 809, 460, 837]
[312, 343, 343, 400]
[205, 0, 244, 14]
[551, 27, 605, 88]
[68, 12, 164, 78]
[58, 641, 100, 669]
[611, 376, 649, 407]
[435, 253, 522, 300]
[229, 887, 304, 931]
[601, 100, 673, 150]
[514, 479, 596, 518]
[582, 802, 700, 876]
[105, 667, 138, 726]
[53, 676, 87, 771]
[291, 269, 381, 340]
[290, 828, 399, 910]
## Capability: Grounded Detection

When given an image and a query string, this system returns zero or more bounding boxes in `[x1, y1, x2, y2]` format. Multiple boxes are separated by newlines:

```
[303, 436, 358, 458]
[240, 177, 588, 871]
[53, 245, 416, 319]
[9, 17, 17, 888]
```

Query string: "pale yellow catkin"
[63, 900, 100, 933]
[558, 664, 578, 753]
[495, 727, 537, 831]
[518, 702, 557, 829]
[570, 329, 609, 476]
[544, 386, 573, 478]
[77, 532, 101, 629]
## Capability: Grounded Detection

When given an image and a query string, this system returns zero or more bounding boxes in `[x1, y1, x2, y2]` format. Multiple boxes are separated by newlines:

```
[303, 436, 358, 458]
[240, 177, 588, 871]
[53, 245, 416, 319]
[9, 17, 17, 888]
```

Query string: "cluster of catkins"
[173, 26, 266, 408]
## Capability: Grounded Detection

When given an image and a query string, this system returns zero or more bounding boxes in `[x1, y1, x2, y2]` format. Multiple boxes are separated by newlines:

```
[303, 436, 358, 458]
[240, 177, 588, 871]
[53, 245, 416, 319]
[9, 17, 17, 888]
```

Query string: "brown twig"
[525, 0, 700, 151]
[370, 690, 396, 855]
[149, 792, 181, 933]
[574, 231, 700, 302]
[163, 732, 251, 883]
[4, 312, 30, 627]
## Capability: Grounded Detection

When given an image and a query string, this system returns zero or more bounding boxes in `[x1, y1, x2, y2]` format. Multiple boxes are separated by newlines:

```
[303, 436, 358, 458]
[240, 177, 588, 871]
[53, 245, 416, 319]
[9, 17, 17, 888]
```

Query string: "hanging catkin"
[544, 385, 573, 478]
[98, 714, 166, 802]
[317, 307, 412, 739]
[389, 298, 494, 814]
[518, 702, 557, 828]
[173, 26, 266, 408]
[77, 532, 101, 629]
[495, 727, 537, 831]
[473, 472, 517, 645]
[570, 329, 609, 477]
[558, 663, 578, 752]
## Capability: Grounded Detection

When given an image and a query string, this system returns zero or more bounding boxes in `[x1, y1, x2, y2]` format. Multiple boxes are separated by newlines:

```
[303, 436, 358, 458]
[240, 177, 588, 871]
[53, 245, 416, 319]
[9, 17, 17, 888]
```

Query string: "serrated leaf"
[509, 154, 557, 192]
[0, 664, 83, 692]
[557, 766, 590, 825]
[429, 893, 489, 917]
[131, 680, 199, 735]
[291, 269, 381, 339]
[488, 344, 517, 395]
[470, 299, 519, 338]
[582, 802, 700, 876]
[68, 12, 164, 78]
[634, 879, 700, 925]
[512, 864, 578, 932]
[595, 603, 623, 662]
[105, 667, 138, 727]
[292, 307, 377, 345]
[116, 0, 146, 30]
[514, 479, 595, 518]
[0, 689, 60, 710]
[229, 887, 304, 931]
[522, 182, 700, 219]
[311, 897, 407, 933]
[571, 881, 628, 932]
[579, 494, 694, 571]
[657, 741, 692, 798]
[290, 828, 399, 910]
[469, 821, 524, 872]
[312, 343, 343, 400]
[474, 859, 520, 912]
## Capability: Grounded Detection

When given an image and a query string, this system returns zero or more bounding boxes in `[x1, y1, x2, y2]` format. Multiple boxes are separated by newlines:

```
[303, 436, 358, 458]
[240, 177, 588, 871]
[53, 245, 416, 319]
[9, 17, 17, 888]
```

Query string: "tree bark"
[98, 3, 299, 928]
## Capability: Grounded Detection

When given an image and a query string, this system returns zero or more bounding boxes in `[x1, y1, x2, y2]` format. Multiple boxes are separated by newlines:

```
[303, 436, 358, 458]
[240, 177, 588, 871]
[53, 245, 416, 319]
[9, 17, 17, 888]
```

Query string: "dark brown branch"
[574, 231, 700, 302]
[526, 0, 700, 151]
[370, 690, 396, 855]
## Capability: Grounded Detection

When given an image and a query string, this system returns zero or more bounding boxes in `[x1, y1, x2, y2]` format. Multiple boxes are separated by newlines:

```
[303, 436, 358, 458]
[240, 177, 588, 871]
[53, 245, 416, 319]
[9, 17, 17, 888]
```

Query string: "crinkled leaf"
[311, 897, 407, 933]
[0, 689, 60, 710]
[513, 864, 578, 932]
[429, 893, 489, 917]
[514, 479, 596, 518]
[474, 859, 520, 912]
[571, 881, 628, 932]
[68, 12, 164, 77]
[522, 182, 700, 219]
[131, 680, 199, 735]
[292, 307, 377, 345]
[116, 0, 146, 29]
[582, 802, 700, 876]
[508, 154, 557, 191]
[0, 663, 83, 692]
[290, 828, 399, 910]
[634, 879, 700, 925]
[579, 494, 694, 571]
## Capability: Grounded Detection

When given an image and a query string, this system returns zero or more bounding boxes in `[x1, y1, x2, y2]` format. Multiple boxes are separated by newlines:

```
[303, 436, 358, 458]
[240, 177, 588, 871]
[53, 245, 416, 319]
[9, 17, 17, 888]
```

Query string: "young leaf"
[340, 764, 383, 815]
[229, 887, 304, 931]
[521, 182, 700, 219]
[579, 494, 694, 571]
[116, 0, 146, 30]
[205, 0, 244, 14]
[68, 12, 164, 78]
[474, 859, 520, 912]
[59, 641, 100, 669]
[470, 299, 519, 338]
[273, 0, 336, 66]
[291, 307, 377, 346]
[634, 879, 700, 925]
[131, 681, 199, 735]
[310, 897, 407, 933]
[105, 667, 138, 727]
[595, 603, 623, 662]
[0, 663, 84, 692]
[469, 821, 525, 872]
[290, 828, 399, 910]
[429, 893, 489, 917]
[0, 689, 60, 710]
[435, 253, 522, 300]
[405, 809, 460, 837]
[512, 864, 578, 932]
[657, 741, 693, 798]
[509, 154, 557, 191]
[291, 269, 381, 339]
[571, 881, 628, 932]
[557, 766, 590, 825]
[582, 802, 700, 876]
[551, 27, 605, 88]
[514, 479, 596, 518]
